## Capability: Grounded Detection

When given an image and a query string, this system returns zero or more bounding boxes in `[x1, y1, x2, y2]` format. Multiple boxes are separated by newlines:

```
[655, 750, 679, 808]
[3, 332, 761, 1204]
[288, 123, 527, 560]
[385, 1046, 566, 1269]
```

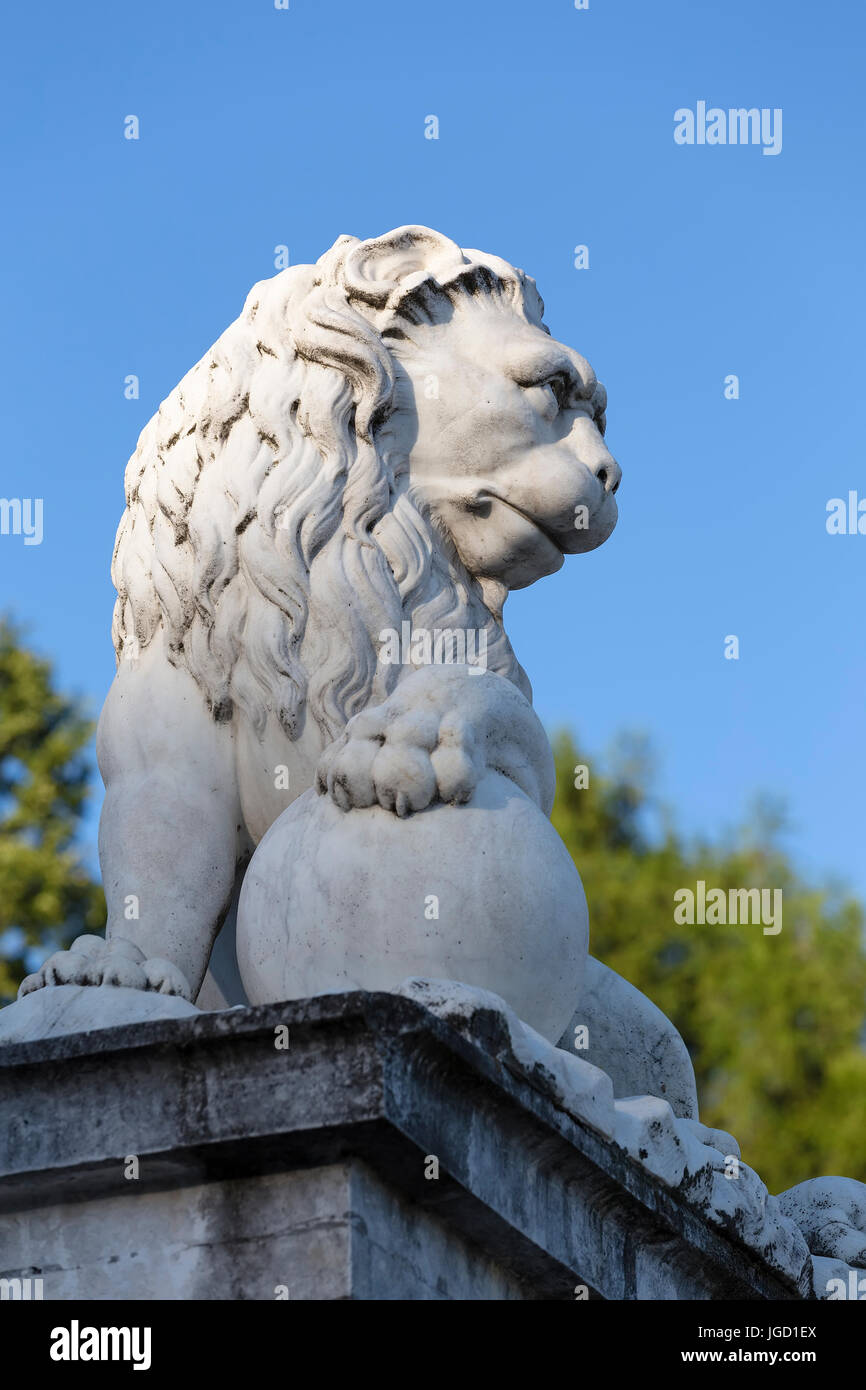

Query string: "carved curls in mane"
[111, 226, 543, 744]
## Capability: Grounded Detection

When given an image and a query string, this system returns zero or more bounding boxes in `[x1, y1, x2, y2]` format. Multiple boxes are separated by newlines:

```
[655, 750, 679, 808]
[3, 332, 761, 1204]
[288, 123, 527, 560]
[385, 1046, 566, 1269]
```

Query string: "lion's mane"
[111, 226, 546, 743]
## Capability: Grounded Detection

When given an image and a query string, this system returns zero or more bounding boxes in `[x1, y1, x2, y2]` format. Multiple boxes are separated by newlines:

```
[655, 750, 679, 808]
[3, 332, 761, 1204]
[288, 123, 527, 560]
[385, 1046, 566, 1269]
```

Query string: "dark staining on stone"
[210, 696, 234, 724]
[639, 1148, 649, 1160]
[258, 430, 279, 450]
[165, 431, 182, 450]
[235, 509, 256, 536]
[256, 341, 277, 358]
[218, 395, 250, 443]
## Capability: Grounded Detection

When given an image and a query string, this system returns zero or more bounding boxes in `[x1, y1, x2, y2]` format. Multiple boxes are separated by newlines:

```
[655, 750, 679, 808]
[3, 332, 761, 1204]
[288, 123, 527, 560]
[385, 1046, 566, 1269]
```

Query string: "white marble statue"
[21, 225, 620, 1042]
[6, 226, 865, 1288]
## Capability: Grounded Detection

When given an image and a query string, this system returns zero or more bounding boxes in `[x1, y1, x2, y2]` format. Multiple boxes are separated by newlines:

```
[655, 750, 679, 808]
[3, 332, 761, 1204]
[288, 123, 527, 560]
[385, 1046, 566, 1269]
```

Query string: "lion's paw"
[18, 934, 193, 1002]
[317, 702, 485, 817]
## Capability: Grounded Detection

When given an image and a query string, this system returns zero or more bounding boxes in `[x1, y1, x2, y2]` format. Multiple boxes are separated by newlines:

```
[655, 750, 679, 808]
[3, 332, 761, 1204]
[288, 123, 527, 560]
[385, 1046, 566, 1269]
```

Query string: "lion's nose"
[592, 453, 621, 495]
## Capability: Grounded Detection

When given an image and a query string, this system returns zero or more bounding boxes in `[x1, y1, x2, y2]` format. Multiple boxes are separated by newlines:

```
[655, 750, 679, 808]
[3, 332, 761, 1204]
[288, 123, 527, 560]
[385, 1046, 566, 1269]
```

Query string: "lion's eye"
[526, 381, 561, 418]
[546, 375, 573, 409]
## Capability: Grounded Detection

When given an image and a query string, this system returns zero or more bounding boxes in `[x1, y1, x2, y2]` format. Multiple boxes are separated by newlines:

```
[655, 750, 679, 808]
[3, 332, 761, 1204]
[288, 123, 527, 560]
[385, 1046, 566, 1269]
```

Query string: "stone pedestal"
[0, 992, 807, 1300]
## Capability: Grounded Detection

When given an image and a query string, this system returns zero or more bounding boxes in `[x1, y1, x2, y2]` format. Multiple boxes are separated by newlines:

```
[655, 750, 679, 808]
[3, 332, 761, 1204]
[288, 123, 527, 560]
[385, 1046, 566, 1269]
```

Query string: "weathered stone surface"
[0, 987, 834, 1300]
[2, 1163, 536, 1302]
[0, 983, 199, 1044]
[559, 954, 699, 1118]
[778, 1178, 866, 1268]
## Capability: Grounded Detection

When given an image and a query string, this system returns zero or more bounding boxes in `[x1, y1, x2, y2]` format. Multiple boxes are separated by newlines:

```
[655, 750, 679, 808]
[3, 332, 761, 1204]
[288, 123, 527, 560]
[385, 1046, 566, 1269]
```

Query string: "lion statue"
[14, 225, 866, 1280]
[21, 225, 622, 1022]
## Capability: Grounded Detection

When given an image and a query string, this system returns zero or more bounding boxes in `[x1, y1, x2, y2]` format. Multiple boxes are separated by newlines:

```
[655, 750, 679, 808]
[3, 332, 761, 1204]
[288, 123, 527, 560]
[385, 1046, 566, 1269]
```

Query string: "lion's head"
[112, 226, 620, 745]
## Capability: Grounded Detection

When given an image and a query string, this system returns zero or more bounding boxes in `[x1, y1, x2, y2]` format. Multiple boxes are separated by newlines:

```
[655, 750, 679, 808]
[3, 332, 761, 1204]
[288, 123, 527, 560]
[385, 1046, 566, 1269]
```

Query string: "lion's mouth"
[475, 492, 570, 554]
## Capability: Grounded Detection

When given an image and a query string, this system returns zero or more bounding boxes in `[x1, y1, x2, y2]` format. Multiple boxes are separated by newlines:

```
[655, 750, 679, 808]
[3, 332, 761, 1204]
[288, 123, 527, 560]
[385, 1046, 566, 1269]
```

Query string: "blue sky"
[1, 0, 864, 898]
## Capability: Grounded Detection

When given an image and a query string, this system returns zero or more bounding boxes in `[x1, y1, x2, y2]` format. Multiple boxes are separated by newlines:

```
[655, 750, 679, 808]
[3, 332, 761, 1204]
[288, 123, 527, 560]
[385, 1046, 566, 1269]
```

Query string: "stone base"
[0, 990, 808, 1300]
[5, 1162, 543, 1301]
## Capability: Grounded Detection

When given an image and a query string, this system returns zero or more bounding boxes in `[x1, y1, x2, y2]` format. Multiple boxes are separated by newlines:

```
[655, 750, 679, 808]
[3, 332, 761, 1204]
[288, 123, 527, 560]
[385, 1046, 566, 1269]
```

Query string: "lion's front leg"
[316, 664, 554, 819]
[19, 648, 244, 1005]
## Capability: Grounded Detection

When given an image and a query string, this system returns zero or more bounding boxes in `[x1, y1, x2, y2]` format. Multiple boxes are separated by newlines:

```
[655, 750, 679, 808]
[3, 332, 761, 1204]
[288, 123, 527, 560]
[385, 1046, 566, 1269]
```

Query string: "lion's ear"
[342, 226, 465, 307]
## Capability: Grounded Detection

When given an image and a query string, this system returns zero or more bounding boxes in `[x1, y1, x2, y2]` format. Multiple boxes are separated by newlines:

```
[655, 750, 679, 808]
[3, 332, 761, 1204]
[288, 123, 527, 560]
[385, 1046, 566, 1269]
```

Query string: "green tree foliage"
[552, 731, 866, 1195]
[0, 620, 104, 1003]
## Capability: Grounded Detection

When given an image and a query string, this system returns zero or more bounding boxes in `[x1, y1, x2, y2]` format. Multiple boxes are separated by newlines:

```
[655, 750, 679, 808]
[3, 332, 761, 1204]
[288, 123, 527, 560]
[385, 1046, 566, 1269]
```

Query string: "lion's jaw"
[411, 443, 619, 592]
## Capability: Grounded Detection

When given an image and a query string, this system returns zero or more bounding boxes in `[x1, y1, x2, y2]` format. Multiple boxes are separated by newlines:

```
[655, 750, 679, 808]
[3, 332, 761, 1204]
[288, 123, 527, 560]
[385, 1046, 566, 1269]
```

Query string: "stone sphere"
[236, 770, 588, 1042]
